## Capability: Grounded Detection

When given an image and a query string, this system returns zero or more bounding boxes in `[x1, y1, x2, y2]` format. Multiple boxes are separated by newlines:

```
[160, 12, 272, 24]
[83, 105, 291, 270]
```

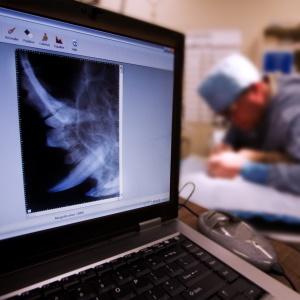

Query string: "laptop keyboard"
[12, 235, 266, 300]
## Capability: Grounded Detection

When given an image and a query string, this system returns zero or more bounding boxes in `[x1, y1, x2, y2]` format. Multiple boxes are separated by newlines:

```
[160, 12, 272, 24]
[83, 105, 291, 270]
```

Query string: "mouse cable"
[178, 181, 199, 218]
[179, 203, 200, 218]
[178, 181, 196, 208]
[270, 263, 298, 292]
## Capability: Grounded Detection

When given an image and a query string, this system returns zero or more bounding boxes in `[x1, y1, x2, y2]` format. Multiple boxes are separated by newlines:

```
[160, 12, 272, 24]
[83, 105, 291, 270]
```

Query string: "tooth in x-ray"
[18, 52, 120, 198]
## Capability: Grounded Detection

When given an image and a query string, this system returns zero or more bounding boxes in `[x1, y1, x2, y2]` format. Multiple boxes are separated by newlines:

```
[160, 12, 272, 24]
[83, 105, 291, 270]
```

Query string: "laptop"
[0, 1, 298, 299]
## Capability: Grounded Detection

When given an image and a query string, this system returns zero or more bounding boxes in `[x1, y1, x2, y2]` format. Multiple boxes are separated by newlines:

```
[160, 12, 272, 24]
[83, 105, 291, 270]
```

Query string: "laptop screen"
[0, 7, 175, 240]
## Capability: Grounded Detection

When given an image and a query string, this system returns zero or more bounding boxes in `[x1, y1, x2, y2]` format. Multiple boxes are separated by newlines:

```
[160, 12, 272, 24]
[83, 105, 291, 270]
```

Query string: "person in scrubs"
[199, 53, 300, 195]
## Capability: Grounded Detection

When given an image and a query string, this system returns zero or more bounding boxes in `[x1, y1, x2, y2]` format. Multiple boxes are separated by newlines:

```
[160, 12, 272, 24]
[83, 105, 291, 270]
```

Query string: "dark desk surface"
[178, 201, 300, 292]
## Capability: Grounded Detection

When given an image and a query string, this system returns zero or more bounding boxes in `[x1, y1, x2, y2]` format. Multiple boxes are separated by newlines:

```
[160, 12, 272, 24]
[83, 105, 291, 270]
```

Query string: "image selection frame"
[16, 49, 123, 215]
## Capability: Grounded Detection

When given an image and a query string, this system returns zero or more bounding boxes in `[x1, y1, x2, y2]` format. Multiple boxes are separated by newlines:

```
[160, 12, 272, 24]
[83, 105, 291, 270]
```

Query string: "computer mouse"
[197, 210, 278, 272]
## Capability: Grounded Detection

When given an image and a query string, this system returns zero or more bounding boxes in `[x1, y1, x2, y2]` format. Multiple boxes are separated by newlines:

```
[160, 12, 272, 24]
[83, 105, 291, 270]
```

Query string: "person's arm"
[208, 154, 300, 195]
[208, 117, 300, 194]
[208, 143, 292, 183]
[234, 149, 292, 185]
[238, 149, 292, 163]
[207, 151, 272, 184]
[241, 116, 300, 195]
[267, 164, 300, 195]
[263, 116, 300, 195]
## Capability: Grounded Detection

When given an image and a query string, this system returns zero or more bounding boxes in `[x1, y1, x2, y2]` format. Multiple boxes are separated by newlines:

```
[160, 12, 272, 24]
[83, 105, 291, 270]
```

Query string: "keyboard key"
[207, 260, 225, 273]
[42, 282, 62, 297]
[217, 267, 239, 283]
[110, 284, 135, 300]
[146, 255, 165, 270]
[163, 262, 184, 277]
[177, 255, 199, 270]
[61, 275, 80, 289]
[192, 248, 209, 261]
[124, 253, 141, 264]
[186, 245, 202, 254]
[96, 293, 113, 300]
[21, 289, 42, 300]
[111, 258, 127, 270]
[243, 285, 264, 299]
[146, 269, 169, 285]
[218, 289, 235, 299]
[113, 267, 133, 285]
[162, 278, 185, 296]
[140, 248, 154, 258]
[68, 282, 97, 300]
[45, 291, 69, 300]
[129, 260, 150, 277]
[79, 269, 97, 282]
[174, 235, 187, 242]
[181, 240, 197, 251]
[182, 273, 225, 299]
[144, 286, 170, 300]
[203, 256, 219, 267]
[178, 264, 211, 287]
[152, 243, 168, 254]
[130, 277, 153, 294]
[218, 278, 252, 299]
[164, 238, 177, 248]
[94, 274, 116, 294]
[95, 263, 112, 276]
[161, 247, 187, 263]
[199, 253, 214, 264]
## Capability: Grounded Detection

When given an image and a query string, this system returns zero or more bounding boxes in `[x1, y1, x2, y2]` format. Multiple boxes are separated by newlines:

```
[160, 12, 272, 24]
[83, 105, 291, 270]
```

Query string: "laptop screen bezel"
[0, 0, 184, 273]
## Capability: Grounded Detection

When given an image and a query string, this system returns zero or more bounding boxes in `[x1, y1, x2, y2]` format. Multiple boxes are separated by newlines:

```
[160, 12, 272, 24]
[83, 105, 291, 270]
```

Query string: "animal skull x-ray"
[16, 50, 120, 214]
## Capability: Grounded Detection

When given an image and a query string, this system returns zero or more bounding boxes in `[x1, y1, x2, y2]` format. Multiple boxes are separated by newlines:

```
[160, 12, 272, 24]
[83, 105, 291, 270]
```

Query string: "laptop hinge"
[139, 217, 162, 232]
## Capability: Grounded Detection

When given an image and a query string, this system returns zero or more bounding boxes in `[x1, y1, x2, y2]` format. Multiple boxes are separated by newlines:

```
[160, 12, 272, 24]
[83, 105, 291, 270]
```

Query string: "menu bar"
[1, 17, 85, 55]
[0, 9, 174, 71]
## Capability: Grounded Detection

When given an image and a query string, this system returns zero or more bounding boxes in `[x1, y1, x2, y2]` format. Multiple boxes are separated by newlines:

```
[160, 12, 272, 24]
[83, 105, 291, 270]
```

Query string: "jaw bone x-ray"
[16, 50, 121, 214]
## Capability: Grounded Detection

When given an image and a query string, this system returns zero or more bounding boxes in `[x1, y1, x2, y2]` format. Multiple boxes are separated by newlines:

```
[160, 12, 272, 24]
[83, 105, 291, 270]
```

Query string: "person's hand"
[208, 151, 248, 179]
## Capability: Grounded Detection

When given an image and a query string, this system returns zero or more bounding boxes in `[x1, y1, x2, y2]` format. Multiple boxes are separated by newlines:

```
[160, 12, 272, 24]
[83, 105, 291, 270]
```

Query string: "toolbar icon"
[72, 39, 78, 47]
[42, 33, 48, 42]
[8, 27, 16, 34]
[55, 36, 63, 44]
[24, 29, 33, 39]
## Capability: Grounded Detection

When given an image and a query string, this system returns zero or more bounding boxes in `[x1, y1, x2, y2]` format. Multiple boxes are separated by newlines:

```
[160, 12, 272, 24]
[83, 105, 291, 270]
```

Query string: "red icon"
[8, 27, 16, 34]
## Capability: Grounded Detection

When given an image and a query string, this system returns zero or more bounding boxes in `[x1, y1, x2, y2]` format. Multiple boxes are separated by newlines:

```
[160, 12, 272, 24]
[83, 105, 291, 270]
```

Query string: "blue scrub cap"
[198, 53, 261, 113]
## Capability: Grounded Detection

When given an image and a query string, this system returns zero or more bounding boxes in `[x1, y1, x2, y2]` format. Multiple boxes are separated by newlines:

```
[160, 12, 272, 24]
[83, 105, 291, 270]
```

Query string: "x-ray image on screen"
[16, 49, 120, 214]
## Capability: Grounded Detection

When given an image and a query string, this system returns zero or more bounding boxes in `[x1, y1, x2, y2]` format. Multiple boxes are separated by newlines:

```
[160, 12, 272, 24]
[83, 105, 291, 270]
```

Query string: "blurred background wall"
[81, 0, 300, 157]
[98, 0, 300, 58]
